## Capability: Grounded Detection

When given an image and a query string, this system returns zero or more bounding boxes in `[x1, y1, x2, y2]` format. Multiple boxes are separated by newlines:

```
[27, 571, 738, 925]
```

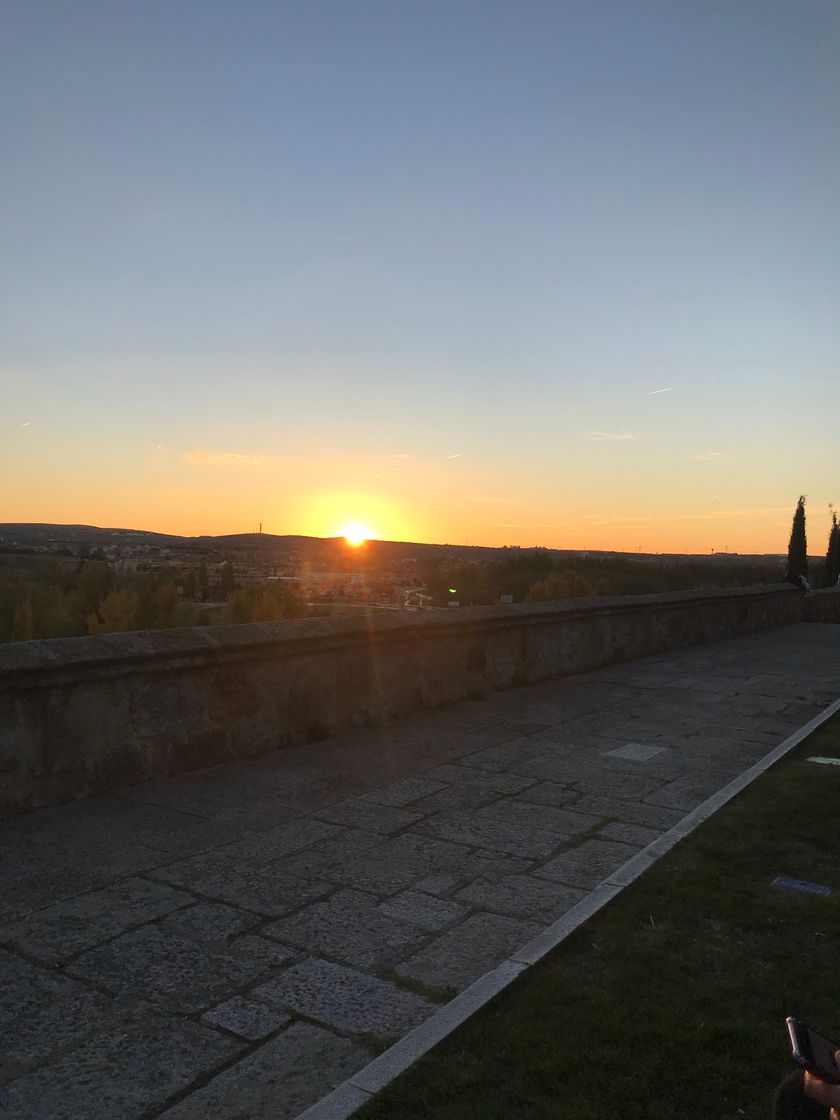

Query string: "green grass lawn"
[358, 715, 840, 1120]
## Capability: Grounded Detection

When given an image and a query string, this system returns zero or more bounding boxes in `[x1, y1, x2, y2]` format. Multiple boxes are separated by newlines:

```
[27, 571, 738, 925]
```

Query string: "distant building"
[304, 571, 365, 591]
[402, 589, 433, 610]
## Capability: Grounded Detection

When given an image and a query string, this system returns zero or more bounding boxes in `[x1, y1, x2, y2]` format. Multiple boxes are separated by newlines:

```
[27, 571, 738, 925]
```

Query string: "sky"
[3, 1, 839, 553]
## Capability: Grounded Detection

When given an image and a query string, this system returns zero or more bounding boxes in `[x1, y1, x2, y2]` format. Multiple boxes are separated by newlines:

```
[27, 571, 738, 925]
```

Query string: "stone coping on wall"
[0, 583, 803, 688]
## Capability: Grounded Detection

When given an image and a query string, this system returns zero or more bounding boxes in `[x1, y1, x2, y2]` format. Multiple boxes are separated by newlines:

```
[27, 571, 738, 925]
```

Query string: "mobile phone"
[786, 1017, 840, 1084]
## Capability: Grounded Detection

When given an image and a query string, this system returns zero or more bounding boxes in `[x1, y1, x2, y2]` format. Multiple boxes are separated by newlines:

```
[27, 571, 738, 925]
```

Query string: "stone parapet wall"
[803, 587, 840, 623]
[0, 584, 812, 815]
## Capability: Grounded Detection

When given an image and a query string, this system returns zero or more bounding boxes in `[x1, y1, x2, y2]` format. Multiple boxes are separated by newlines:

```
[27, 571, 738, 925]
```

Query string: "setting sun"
[342, 523, 372, 547]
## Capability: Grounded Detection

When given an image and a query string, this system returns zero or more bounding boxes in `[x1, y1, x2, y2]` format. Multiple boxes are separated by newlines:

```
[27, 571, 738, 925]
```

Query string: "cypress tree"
[786, 495, 808, 583]
[825, 509, 840, 587]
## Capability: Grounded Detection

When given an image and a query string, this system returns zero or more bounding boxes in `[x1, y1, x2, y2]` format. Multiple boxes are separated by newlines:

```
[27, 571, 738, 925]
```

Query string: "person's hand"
[804, 1050, 840, 1120]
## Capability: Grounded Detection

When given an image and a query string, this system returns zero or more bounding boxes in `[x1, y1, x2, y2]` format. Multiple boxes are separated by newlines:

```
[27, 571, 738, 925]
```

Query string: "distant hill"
[0, 523, 189, 547]
[0, 523, 787, 564]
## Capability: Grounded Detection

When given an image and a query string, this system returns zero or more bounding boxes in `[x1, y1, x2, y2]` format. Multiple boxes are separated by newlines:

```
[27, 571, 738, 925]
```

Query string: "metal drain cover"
[773, 876, 832, 896]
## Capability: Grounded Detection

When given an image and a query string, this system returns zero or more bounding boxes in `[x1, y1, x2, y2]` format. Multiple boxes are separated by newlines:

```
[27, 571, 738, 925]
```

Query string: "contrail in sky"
[648, 387, 672, 395]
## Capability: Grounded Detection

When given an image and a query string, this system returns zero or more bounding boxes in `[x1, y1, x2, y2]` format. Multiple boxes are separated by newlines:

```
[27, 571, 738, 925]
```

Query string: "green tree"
[222, 583, 306, 624]
[786, 495, 808, 583]
[37, 584, 79, 638]
[151, 583, 178, 628]
[425, 563, 495, 606]
[12, 598, 34, 641]
[526, 570, 595, 602]
[219, 561, 236, 600]
[223, 588, 254, 624]
[172, 600, 202, 627]
[88, 590, 140, 634]
[825, 508, 840, 588]
[283, 586, 307, 619]
[180, 568, 197, 601]
[75, 560, 113, 613]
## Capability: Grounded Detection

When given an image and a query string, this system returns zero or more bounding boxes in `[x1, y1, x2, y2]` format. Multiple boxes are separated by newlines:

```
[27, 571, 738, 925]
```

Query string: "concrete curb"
[292, 698, 840, 1120]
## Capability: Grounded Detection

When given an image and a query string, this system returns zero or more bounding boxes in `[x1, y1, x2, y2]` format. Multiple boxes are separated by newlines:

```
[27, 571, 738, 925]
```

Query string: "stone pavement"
[1, 623, 837, 1119]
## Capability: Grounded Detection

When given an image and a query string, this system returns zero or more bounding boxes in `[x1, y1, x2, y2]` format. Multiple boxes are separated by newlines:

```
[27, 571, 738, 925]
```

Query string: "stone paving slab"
[395, 912, 542, 992]
[474, 798, 604, 837]
[0, 951, 112, 1085]
[153, 852, 333, 914]
[67, 925, 294, 1013]
[511, 757, 666, 799]
[567, 793, 691, 829]
[0, 877, 193, 964]
[156, 1023, 368, 1120]
[314, 798, 424, 835]
[40, 794, 261, 858]
[376, 890, 469, 931]
[201, 996, 291, 1040]
[645, 769, 748, 810]
[0, 1010, 242, 1120]
[158, 901, 261, 944]
[420, 810, 563, 858]
[517, 780, 592, 808]
[570, 745, 689, 782]
[454, 873, 587, 922]
[410, 782, 500, 814]
[0, 846, 166, 926]
[453, 715, 553, 743]
[262, 889, 429, 969]
[214, 818, 341, 865]
[426, 763, 537, 794]
[412, 871, 465, 895]
[535, 838, 643, 889]
[252, 957, 435, 1037]
[282, 832, 471, 895]
[443, 849, 540, 888]
[464, 738, 587, 772]
[359, 776, 448, 807]
[277, 828, 382, 875]
[1, 983, 110, 1087]
[0, 623, 836, 1120]
[599, 820, 664, 847]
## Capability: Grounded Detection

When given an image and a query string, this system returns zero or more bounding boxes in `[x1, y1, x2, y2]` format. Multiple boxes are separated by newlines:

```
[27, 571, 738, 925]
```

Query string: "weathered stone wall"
[804, 587, 840, 623]
[0, 584, 808, 815]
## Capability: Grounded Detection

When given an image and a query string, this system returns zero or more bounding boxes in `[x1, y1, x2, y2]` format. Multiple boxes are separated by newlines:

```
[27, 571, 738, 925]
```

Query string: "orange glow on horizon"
[295, 489, 404, 543]
[6, 475, 823, 557]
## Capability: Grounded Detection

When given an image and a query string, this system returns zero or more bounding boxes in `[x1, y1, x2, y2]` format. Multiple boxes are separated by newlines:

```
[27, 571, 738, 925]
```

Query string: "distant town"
[2, 523, 785, 601]
[0, 521, 794, 645]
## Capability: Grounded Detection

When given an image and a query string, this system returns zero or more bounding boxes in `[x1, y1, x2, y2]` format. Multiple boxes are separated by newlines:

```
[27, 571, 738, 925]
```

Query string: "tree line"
[0, 556, 304, 643]
[419, 550, 791, 608]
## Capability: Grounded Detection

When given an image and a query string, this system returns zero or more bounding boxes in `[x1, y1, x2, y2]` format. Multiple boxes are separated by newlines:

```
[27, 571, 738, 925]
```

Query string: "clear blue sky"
[3, 1, 838, 551]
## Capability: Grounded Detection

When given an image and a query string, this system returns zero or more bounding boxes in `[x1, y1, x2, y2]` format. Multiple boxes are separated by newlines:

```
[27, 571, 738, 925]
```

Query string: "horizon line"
[0, 521, 790, 559]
